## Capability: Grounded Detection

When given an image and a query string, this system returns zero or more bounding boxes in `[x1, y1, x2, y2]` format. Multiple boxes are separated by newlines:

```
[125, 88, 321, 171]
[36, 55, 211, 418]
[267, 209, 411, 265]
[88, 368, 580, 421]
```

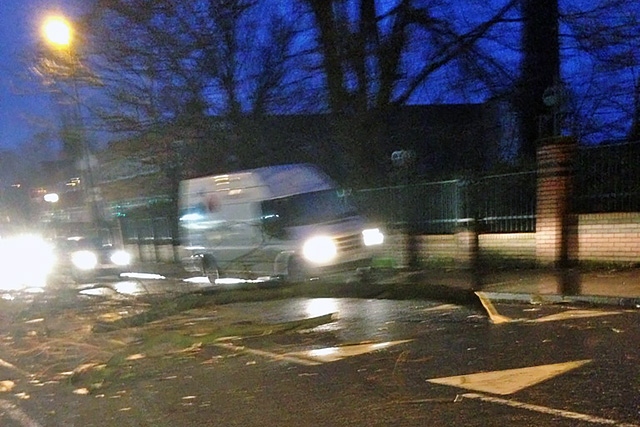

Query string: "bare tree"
[301, 0, 519, 185]
[513, 0, 560, 162]
[561, 0, 640, 142]
[83, 0, 314, 175]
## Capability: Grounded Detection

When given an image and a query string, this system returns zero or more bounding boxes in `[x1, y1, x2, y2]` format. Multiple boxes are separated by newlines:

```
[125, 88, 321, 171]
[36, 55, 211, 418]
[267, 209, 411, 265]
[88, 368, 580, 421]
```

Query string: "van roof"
[251, 164, 335, 198]
[184, 164, 336, 200]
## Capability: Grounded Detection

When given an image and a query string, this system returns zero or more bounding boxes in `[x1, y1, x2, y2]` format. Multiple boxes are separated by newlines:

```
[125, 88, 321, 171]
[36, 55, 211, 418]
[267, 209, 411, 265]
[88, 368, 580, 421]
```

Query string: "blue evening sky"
[0, 0, 633, 158]
[0, 0, 83, 152]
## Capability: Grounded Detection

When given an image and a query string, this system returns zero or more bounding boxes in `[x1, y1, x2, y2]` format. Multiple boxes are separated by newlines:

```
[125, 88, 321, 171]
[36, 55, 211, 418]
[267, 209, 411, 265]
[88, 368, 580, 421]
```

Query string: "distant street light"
[44, 193, 59, 204]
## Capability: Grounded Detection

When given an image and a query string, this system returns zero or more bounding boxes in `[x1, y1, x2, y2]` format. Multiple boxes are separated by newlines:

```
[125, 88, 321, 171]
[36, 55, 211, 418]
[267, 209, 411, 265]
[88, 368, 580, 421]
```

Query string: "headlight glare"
[302, 236, 337, 264]
[0, 234, 55, 289]
[72, 250, 98, 271]
[110, 250, 131, 266]
[362, 228, 384, 246]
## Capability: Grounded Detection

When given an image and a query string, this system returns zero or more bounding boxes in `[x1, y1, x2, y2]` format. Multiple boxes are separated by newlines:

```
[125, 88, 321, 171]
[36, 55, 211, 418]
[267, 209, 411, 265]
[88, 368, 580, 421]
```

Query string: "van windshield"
[261, 189, 358, 227]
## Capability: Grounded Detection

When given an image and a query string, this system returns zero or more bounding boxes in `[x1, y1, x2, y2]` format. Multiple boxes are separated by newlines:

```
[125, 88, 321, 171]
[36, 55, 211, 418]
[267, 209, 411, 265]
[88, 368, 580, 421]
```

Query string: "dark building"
[96, 102, 514, 205]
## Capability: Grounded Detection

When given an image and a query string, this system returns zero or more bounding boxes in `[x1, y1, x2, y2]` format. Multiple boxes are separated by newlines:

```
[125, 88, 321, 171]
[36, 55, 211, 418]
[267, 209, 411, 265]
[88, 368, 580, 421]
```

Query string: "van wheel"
[202, 255, 220, 284]
[286, 257, 308, 284]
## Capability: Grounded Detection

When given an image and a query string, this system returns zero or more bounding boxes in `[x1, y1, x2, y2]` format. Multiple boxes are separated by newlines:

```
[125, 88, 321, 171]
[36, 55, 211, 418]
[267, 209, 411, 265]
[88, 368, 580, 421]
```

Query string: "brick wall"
[381, 231, 535, 267]
[480, 233, 536, 261]
[127, 219, 637, 267]
[577, 213, 640, 262]
[382, 212, 640, 268]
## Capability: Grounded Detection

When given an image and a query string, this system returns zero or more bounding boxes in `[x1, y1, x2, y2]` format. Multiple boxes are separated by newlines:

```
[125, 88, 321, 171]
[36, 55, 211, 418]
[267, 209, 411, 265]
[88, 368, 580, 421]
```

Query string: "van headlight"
[71, 250, 98, 271]
[302, 236, 337, 264]
[362, 228, 384, 246]
[110, 250, 131, 266]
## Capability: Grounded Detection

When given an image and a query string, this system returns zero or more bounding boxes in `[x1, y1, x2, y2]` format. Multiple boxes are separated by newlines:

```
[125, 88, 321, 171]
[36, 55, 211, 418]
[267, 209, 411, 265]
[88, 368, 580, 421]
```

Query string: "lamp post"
[42, 16, 102, 228]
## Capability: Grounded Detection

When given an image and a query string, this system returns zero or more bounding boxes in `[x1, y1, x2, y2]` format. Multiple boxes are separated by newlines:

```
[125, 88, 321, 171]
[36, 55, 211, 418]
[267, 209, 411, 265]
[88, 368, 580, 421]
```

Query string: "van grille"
[335, 233, 363, 254]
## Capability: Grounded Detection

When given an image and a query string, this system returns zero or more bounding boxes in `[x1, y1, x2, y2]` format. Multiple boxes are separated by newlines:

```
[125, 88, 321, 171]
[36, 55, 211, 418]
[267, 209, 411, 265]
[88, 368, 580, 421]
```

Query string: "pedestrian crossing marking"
[427, 359, 592, 395]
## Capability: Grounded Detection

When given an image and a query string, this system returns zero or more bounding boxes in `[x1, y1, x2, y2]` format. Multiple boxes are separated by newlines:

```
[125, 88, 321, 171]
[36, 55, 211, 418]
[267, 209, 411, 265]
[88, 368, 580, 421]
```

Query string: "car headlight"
[110, 250, 131, 266]
[362, 228, 384, 246]
[0, 234, 55, 290]
[71, 250, 98, 271]
[302, 236, 337, 264]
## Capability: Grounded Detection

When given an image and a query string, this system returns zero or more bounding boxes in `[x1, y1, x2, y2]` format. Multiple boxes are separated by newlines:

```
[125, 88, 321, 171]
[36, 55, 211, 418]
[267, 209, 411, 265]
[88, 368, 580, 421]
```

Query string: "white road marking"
[422, 304, 461, 312]
[285, 340, 413, 364]
[213, 342, 321, 366]
[530, 310, 621, 323]
[462, 393, 640, 426]
[0, 358, 30, 377]
[214, 340, 413, 365]
[427, 359, 592, 395]
[0, 399, 43, 427]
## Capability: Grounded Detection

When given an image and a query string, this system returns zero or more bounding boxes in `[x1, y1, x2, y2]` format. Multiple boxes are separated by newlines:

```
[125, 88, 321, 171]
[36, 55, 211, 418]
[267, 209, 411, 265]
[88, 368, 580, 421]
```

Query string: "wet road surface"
[1, 275, 639, 426]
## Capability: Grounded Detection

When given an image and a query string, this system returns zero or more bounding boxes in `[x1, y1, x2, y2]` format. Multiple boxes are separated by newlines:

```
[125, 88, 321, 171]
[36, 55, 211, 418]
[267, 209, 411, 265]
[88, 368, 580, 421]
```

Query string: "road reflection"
[305, 298, 339, 318]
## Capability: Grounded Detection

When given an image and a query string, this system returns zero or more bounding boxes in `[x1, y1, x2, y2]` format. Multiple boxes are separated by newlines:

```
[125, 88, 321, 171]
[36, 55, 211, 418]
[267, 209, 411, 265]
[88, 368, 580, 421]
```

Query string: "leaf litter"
[0, 291, 334, 395]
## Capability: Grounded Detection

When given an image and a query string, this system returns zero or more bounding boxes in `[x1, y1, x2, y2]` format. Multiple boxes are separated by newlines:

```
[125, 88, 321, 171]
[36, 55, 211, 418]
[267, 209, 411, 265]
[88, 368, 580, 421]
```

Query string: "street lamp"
[42, 16, 72, 47]
[41, 15, 103, 228]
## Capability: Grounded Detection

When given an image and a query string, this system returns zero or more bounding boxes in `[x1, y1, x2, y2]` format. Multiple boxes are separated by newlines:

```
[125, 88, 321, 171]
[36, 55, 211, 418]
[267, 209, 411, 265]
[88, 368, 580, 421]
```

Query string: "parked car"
[53, 228, 132, 283]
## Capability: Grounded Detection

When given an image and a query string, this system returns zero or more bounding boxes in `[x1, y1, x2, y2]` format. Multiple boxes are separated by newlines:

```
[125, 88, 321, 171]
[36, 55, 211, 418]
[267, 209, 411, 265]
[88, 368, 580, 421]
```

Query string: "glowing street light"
[42, 16, 72, 47]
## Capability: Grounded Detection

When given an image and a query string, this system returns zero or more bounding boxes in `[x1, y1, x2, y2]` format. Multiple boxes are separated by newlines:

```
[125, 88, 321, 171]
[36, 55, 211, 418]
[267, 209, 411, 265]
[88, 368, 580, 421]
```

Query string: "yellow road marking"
[427, 359, 592, 395]
[475, 292, 512, 324]
[475, 293, 622, 324]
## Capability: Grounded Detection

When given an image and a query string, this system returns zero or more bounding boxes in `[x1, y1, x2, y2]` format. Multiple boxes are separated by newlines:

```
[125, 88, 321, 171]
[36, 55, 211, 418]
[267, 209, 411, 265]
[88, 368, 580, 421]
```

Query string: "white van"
[178, 164, 384, 283]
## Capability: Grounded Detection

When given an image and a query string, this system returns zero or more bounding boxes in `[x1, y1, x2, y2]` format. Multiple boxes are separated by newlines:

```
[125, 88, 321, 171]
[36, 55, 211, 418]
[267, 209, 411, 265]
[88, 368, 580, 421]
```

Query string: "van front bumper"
[307, 257, 373, 277]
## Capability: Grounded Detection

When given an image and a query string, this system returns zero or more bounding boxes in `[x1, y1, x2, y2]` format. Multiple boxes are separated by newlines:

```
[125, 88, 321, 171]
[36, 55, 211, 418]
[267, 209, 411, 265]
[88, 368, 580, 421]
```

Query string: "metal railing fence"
[353, 171, 537, 234]
[574, 140, 640, 213]
[476, 172, 537, 232]
[114, 140, 640, 243]
[120, 217, 173, 245]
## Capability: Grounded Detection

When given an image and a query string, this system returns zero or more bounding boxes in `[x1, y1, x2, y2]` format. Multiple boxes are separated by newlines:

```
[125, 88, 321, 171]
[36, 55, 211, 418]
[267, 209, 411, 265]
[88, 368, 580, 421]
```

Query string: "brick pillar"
[455, 222, 478, 267]
[536, 136, 577, 266]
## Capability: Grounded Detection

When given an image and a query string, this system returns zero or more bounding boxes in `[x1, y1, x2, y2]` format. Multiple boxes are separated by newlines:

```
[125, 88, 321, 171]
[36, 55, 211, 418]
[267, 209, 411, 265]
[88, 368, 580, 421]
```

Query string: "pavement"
[132, 262, 640, 308]
[396, 267, 640, 308]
